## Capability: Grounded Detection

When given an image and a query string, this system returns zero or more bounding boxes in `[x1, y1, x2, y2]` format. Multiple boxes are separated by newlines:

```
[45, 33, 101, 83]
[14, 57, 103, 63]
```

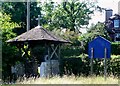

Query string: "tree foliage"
[79, 22, 110, 42]
[0, 12, 20, 79]
[42, 0, 94, 32]
[0, 13, 19, 41]
[78, 22, 111, 53]
[41, 1, 56, 30]
[2, 1, 95, 32]
[2, 2, 42, 34]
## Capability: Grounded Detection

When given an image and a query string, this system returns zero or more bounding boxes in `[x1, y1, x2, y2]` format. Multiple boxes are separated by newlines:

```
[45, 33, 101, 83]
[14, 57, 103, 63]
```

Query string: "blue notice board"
[88, 36, 111, 58]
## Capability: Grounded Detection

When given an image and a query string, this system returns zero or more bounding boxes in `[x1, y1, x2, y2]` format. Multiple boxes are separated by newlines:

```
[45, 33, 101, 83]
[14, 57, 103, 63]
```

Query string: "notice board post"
[104, 48, 107, 81]
[88, 36, 111, 80]
[90, 48, 93, 76]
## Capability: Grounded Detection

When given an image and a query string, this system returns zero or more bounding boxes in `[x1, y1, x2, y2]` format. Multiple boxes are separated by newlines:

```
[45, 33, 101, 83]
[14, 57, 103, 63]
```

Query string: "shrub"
[61, 54, 120, 77]
[111, 42, 120, 55]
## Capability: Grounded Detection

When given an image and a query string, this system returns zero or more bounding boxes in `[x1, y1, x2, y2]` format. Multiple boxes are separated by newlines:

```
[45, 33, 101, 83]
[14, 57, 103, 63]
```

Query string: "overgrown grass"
[16, 75, 119, 84]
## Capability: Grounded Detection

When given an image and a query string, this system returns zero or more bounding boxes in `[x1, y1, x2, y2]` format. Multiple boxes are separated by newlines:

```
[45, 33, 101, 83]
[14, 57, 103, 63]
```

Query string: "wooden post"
[17, 44, 22, 58]
[50, 45, 58, 59]
[58, 44, 61, 76]
[48, 44, 52, 77]
[58, 44, 61, 62]
[27, 0, 30, 31]
[104, 48, 107, 81]
[90, 48, 93, 76]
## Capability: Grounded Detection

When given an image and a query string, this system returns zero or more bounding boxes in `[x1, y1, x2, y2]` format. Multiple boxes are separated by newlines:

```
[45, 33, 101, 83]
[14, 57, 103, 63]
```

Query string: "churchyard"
[1, 0, 120, 85]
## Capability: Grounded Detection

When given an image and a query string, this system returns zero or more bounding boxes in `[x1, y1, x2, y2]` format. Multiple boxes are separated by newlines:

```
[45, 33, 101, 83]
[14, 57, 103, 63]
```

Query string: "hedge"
[61, 55, 120, 77]
[111, 42, 120, 55]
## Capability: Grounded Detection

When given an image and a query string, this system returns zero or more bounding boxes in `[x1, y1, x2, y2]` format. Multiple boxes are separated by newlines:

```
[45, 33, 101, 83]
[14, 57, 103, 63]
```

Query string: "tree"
[2, 1, 95, 33]
[43, 0, 94, 32]
[78, 22, 111, 53]
[2, 2, 42, 35]
[87, 22, 110, 40]
[0, 12, 20, 80]
[1, 13, 19, 41]
[41, 1, 56, 30]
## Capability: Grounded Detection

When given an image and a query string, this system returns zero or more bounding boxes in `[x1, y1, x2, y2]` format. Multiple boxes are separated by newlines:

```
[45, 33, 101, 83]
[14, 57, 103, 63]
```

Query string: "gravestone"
[40, 60, 59, 77]
[11, 62, 25, 82]
[14, 63, 25, 76]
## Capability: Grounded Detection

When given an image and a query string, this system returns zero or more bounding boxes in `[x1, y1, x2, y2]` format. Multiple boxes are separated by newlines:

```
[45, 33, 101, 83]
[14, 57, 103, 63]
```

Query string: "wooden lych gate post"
[47, 44, 61, 77]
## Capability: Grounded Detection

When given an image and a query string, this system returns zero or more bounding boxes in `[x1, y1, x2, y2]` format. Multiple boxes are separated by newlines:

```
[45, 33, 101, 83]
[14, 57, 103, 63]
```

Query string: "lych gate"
[7, 25, 69, 77]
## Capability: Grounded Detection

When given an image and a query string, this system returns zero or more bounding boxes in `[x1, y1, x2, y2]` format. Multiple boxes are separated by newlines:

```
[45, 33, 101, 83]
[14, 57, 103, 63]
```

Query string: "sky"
[90, 0, 120, 24]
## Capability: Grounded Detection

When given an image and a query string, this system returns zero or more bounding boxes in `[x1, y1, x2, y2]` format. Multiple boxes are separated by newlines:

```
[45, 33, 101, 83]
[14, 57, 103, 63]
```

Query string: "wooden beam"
[50, 45, 59, 59]
[58, 44, 61, 60]
[47, 44, 52, 77]
[49, 45, 58, 59]
[58, 44, 61, 76]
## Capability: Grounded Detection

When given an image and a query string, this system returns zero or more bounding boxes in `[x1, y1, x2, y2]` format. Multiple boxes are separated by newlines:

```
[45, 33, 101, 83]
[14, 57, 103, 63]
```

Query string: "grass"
[15, 75, 119, 84]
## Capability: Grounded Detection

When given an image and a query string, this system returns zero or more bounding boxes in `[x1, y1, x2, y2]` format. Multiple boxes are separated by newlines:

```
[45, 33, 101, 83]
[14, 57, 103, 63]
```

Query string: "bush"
[111, 42, 120, 55]
[61, 54, 120, 77]
[110, 55, 120, 77]
[61, 46, 82, 57]
[61, 58, 83, 76]
[61, 54, 90, 76]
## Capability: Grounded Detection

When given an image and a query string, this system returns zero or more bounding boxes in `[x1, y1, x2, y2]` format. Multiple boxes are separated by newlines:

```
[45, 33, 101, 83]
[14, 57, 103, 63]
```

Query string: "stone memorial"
[40, 60, 59, 77]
